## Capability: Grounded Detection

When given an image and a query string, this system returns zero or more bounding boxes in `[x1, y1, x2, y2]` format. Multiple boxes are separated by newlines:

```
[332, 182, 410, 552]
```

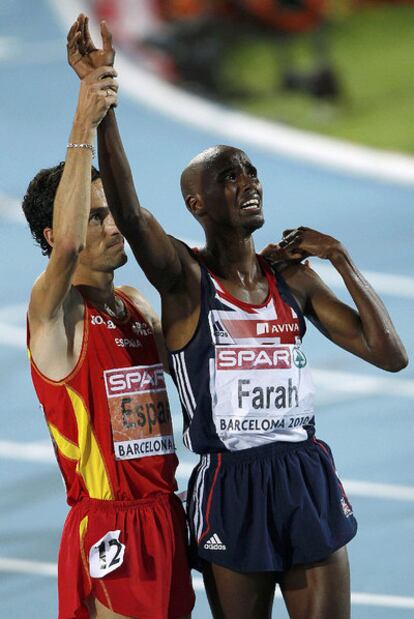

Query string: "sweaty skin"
[67, 14, 408, 619]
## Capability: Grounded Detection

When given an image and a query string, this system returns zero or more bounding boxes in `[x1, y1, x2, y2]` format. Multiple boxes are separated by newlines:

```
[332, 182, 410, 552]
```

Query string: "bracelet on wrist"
[67, 143, 95, 158]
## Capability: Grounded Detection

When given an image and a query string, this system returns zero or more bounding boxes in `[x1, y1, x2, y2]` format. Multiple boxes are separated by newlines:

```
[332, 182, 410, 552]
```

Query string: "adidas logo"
[213, 320, 228, 339]
[204, 534, 226, 551]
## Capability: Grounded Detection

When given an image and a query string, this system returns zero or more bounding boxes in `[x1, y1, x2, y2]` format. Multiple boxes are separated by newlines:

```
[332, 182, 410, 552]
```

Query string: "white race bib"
[89, 530, 125, 578]
[211, 344, 315, 449]
[103, 363, 176, 460]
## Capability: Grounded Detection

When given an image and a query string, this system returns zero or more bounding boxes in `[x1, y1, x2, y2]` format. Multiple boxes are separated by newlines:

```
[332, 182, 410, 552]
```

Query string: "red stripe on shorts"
[199, 454, 222, 543]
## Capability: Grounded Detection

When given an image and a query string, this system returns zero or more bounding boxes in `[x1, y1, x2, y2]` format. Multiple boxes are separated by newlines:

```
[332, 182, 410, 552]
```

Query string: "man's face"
[199, 148, 264, 233]
[78, 179, 127, 272]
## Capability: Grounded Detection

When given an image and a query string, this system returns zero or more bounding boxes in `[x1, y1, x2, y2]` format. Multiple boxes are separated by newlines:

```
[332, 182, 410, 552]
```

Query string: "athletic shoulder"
[272, 261, 323, 312]
[276, 261, 319, 285]
[117, 285, 160, 329]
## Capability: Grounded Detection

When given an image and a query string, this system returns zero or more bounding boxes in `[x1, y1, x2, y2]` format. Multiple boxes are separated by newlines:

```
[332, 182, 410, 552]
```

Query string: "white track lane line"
[1, 556, 414, 609]
[0, 440, 54, 462]
[0, 304, 26, 348]
[0, 323, 26, 348]
[312, 369, 414, 399]
[343, 480, 414, 502]
[48, 0, 414, 186]
[0, 193, 22, 223]
[0, 557, 57, 577]
[0, 304, 27, 321]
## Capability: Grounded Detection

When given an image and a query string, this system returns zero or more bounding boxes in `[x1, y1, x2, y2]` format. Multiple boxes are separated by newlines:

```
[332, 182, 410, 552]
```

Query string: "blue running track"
[1, 1, 413, 617]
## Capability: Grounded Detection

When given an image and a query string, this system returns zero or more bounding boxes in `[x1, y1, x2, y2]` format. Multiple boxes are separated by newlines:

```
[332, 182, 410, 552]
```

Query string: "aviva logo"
[204, 534, 226, 551]
[293, 347, 307, 368]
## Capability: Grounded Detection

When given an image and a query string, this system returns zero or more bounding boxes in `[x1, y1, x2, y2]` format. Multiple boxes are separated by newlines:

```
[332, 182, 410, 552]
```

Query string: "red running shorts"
[57, 493, 195, 618]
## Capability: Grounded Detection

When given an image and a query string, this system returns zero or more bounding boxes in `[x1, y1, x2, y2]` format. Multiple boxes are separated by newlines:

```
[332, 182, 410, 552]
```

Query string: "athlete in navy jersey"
[97, 142, 407, 618]
[71, 16, 408, 619]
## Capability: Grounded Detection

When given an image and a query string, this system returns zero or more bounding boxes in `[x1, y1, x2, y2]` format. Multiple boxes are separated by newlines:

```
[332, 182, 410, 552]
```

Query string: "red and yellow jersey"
[28, 289, 178, 505]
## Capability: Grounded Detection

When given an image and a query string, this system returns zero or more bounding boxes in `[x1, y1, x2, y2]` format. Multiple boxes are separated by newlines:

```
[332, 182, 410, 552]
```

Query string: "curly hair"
[22, 162, 101, 256]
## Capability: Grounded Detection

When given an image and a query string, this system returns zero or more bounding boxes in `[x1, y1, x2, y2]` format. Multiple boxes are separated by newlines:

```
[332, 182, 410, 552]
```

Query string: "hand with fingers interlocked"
[67, 13, 115, 79]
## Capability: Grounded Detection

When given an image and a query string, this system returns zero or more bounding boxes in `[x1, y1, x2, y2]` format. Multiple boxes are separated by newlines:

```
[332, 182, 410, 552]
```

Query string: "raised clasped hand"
[67, 13, 115, 79]
[76, 66, 118, 128]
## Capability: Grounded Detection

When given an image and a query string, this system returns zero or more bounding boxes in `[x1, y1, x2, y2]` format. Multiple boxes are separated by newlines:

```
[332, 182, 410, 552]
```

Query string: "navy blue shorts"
[187, 437, 357, 573]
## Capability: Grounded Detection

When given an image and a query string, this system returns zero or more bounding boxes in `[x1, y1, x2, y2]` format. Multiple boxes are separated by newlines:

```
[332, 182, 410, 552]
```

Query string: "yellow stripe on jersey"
[48, 422, 80, 461]
[65, 386, 113, 500]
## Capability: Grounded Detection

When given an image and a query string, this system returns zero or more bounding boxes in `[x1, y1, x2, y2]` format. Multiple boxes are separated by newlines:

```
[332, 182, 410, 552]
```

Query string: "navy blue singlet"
[169, 252, 316, 455]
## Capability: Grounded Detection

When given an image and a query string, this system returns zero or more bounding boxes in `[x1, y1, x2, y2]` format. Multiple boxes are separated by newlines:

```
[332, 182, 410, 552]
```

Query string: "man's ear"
[185, 194, 205, 218]
[43, 227, 54, 250]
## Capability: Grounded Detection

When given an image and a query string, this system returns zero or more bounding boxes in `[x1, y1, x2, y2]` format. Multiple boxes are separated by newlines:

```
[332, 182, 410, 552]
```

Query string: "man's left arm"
[279, 227, 408, 372]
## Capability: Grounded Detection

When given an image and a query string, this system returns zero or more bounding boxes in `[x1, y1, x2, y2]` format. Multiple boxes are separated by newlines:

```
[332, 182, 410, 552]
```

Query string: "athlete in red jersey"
[23, 28, 194, 619]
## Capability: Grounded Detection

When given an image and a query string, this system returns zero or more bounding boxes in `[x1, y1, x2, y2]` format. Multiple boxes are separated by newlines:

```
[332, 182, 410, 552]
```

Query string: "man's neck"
[202, 232, 260, 284]
[72, 268, 116, 308]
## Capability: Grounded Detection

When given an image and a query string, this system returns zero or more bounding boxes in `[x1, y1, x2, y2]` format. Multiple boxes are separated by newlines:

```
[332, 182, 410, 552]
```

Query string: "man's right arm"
[29, 67, 117, 326]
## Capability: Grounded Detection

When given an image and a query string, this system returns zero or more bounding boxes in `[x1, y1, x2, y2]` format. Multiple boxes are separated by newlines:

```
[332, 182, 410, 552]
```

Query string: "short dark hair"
[22, 162, 101, 256]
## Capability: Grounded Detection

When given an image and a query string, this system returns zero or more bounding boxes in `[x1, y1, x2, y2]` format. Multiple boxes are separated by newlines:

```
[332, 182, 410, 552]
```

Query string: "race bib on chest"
[104, 363, 175, 460]
[89, 530, 125, 578]
[212, 345, 315, 446]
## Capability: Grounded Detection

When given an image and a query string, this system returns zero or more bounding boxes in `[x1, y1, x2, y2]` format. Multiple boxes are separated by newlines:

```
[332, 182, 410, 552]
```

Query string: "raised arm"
[67, 14, 190, 295]
[279, 227, 408, 372]
[29, 66, 118, 324]
[97, 109, 185, 292]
